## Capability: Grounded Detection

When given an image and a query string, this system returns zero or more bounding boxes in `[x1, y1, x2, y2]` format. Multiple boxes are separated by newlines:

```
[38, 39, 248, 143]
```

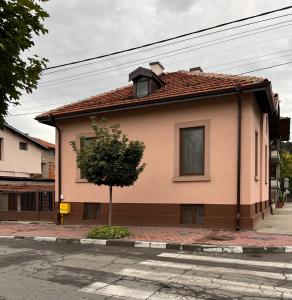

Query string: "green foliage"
[0, 0, 49, 126]
[71, 117, 146, 227]
[87, 226, 130, 239]
[281, 151, 292, 190]
[71, 117, 146, 187]
[282, 142, 292, 154]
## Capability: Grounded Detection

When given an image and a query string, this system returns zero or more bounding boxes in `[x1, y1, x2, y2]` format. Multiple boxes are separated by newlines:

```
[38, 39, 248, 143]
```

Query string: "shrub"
[87, 225, 130, 239]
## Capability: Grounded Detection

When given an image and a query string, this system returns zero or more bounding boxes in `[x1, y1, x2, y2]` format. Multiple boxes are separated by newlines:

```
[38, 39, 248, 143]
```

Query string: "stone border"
[0, 235, 291, 254]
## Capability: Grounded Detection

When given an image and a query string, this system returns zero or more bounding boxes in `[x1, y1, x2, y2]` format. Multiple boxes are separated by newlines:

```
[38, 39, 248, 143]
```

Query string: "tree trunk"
[109, 185, 112, 227]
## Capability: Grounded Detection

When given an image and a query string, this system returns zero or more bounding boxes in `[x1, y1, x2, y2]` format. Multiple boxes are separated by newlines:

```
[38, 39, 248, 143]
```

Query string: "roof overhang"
[36, 82, 275, 126]
[4, 123, 48, 149]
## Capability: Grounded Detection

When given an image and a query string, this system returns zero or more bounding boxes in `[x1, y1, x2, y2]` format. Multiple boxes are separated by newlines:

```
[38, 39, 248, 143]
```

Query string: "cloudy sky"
[7, 0, 292, 142]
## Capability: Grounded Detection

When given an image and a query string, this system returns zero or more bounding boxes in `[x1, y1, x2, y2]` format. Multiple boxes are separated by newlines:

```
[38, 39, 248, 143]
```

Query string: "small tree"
[71, 117, 146, 227]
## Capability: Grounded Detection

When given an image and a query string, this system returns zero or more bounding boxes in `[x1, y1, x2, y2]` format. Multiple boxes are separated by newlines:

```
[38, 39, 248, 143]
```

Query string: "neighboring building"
[270, 116, 291, 207]
[0, 124, 55, 222]
[36, 62, 289, 229]
[33, 138, 56, 179]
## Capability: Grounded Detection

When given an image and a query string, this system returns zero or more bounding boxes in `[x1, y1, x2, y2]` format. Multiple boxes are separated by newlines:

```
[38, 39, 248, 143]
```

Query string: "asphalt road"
[1, 239, 292, 299]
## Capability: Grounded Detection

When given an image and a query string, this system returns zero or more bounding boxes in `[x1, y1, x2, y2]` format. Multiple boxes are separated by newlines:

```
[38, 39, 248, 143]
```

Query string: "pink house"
[36, 62, 288, 229]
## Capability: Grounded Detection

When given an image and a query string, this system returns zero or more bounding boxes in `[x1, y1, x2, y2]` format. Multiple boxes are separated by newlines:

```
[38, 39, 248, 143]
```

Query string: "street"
[1, 239, 292, 299]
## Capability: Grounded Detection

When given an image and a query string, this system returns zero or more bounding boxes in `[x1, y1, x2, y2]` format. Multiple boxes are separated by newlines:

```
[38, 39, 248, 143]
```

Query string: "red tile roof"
[0, 184, 54, 192]
[36, 70, 269, 121]
[32, 138, 55, 149]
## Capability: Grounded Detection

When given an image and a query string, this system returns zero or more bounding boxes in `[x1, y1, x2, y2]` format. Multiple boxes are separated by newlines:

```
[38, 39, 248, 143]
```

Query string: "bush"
[87, 225, 130, 239]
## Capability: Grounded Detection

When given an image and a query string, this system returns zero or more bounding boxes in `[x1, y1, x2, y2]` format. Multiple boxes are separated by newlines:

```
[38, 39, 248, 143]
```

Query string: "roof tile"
[37, 70, 267, 120]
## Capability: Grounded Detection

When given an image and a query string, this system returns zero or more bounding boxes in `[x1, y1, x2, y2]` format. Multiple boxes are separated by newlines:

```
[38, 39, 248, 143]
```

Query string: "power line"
[237, 61, 292, 75]
[44, 5, 292, 71]
[42, 12, 292, 76]
[39, 20, 292, 87]
[7, 60, 292, 117]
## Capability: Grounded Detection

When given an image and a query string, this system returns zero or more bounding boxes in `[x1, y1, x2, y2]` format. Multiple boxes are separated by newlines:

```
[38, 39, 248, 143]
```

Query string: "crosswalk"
[79, 251, 292, 299]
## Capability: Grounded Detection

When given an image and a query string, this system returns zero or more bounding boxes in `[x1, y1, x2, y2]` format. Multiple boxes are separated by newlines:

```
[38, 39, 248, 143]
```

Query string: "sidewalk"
[255, 202, 292, 235]
[1, 222, 292, 247]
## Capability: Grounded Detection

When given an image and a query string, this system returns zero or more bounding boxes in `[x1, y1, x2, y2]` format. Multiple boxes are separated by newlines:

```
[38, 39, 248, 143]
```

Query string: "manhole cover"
[206, 235, 235, 241]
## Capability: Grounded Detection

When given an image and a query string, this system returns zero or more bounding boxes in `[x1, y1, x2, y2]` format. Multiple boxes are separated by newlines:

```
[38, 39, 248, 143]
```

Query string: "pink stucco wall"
[55, 93, 269, 206]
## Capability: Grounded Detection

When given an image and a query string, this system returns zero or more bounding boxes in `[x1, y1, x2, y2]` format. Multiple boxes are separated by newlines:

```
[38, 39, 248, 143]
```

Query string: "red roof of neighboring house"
[36, 70, 271, 122]
[0, 184, 54, 192]
[32, 138, 55, 149]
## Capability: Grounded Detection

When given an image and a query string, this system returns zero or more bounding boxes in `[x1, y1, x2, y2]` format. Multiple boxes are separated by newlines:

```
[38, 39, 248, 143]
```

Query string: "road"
[1, 239, 292, 299]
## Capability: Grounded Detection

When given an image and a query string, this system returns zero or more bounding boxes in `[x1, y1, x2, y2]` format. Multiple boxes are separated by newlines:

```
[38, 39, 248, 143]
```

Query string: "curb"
[0, 235, 290, 254]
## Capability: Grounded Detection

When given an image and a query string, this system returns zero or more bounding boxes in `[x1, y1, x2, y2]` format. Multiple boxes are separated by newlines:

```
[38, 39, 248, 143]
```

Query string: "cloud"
[7, 0, 292, 142]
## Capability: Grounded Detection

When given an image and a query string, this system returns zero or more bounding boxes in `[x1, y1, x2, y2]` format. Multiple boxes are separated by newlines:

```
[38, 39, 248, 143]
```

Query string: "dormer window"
[129, 63, 165, 98]
[136, 78, 149, 97]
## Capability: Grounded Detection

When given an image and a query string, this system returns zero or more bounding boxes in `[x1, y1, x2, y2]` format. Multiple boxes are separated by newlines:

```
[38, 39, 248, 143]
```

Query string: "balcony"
[270, 150, 280, 164]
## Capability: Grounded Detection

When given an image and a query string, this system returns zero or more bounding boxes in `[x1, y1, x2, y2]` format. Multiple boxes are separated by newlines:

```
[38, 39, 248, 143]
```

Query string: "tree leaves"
[70, 118, 146, 188]
[0, 0, 49, 126]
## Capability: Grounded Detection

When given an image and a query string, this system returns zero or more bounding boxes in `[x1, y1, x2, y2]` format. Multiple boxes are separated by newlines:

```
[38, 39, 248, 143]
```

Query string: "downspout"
[236, 85, 242, 231]
[49, 115, 61, 225]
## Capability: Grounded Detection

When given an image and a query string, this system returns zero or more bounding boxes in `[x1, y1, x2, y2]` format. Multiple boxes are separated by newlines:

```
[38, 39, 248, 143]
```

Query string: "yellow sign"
[60, 202, 71, 214]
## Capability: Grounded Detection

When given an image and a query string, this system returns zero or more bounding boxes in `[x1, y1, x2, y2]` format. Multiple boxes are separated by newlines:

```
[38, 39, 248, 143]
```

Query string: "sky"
[6, 0, 292, 143]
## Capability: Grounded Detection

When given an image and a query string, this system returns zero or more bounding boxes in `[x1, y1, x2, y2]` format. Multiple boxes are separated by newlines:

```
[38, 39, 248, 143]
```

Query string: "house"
[0, 123, 55, 222]
[32, 138, 55, 179]
[270, 116, 291, 207]
[36, 62, 290, 229]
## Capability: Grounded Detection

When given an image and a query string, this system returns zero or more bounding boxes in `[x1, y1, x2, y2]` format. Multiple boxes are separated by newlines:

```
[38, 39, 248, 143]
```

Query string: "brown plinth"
[62, 200, 270, 230]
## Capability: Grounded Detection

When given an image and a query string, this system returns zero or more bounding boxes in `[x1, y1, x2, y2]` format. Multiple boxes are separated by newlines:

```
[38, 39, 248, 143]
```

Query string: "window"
[48, 149, 55, 157]
[0, 138, 3, 160]
[271, 165, 277, 179]
[0, 193, 9, 211]
[83, 203, 101, 220]
[19, 142, 28, 150]
[20, 192, 36, 211]
[265, 145, 268, 184]
[80, 137, 95, 179]
[180, 127, 204, 176]
[39, 192, 53, 211]
[181, 205, 204, 225]
[136, 78, 149, 97]
[255, 131, 258, 179]
[174, 120, 210, 182]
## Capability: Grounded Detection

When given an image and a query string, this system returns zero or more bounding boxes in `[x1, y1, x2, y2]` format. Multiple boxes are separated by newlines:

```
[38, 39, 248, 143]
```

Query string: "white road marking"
[34, 236, 56, 242]
[139, 259, 292, 280]
[118, 268, 292, 298]
[158, 252, 292, 269]
[80, 281, 158, 299]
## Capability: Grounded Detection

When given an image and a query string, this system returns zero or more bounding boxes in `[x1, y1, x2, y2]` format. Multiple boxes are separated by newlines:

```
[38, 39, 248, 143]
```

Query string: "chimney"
[189, 67, 203, 73]
[149, 61, 164, 76]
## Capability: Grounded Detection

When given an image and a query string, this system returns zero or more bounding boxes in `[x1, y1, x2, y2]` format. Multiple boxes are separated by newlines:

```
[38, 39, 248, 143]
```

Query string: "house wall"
[55, 93, 269, 229]
[41, 149, 55, 179]
[0, 129, 42, 177]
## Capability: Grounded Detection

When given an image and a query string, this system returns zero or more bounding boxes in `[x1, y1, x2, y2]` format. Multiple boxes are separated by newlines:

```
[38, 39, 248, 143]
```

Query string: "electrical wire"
[43, 5, 292, 70]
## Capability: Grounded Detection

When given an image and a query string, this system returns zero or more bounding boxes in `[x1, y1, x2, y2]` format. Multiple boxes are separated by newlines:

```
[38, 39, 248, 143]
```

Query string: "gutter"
[49, 115, 61, 225]
[236, 85, 242, 231]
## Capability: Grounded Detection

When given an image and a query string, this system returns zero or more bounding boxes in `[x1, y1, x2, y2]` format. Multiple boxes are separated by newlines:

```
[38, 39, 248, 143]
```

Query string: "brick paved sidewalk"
[1, 222, 292, 247]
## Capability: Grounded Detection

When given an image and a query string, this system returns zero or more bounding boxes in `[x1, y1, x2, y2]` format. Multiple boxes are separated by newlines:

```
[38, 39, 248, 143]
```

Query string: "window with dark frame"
[0, 138, 2, 160]
[135, 78, 149, 97]
[255, 131, 258, 178]
[80, 137, 95, 179]
[181, 204, 204, 225]
[180, 126, 205, 176]
[83, 203, 101, 220]
[265, 145, 268, 183]
[19, 141, 28, 150]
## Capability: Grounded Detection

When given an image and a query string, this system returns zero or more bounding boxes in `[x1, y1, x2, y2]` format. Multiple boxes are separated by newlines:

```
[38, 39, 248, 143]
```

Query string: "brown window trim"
[174, 120, 210, 182]
[75, 132, 95, 183]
